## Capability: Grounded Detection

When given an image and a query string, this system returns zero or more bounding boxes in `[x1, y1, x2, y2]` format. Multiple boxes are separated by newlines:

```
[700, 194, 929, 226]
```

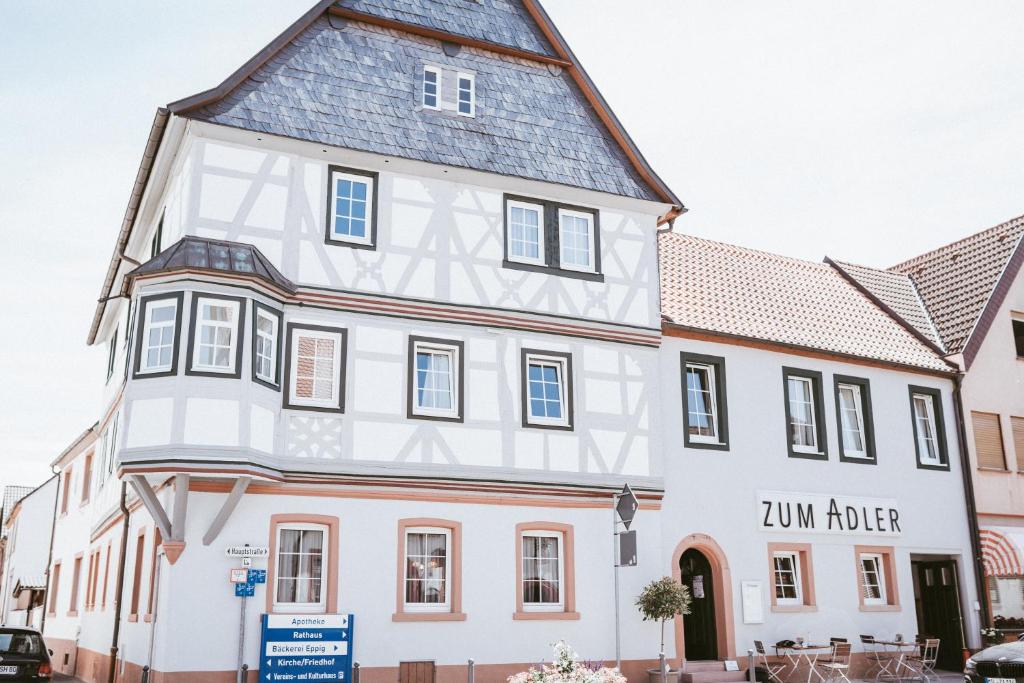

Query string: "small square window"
[522, 350, 573, 430]
[456, 72, 475, 116]
[422, 66, 441, 110]
[326, 167, 376, 248]
[506, 200, 545, 266]
[408, 338, 463, 421]
[557, 209, 595, 272]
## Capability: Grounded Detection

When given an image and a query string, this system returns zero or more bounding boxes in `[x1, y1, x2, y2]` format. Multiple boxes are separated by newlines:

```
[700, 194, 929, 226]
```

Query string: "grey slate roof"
[340, 0, 556, 56]
[186, 13, 661, 202]
[128, 237, 295, 292]
[829, 259, 945, 351]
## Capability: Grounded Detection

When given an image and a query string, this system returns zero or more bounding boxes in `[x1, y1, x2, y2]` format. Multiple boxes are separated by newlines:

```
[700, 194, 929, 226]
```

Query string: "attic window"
[422, 66, 440, 110]
[457, 73, 475, 116]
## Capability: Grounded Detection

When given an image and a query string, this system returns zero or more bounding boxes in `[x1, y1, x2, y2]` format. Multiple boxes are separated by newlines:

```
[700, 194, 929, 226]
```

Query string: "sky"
[1, 1, 1022, 491]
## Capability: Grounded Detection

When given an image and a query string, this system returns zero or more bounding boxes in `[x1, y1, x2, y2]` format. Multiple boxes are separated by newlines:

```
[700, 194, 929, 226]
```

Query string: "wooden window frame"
[833, 375, 877, 464]
[266, 514, 340, 615]
[456, 71, 475, 117]
[132, 292, 185, 379]
[283, 323, 348, 413]
[393, 518, 465, 622]
[407, 337, 464, 422]
[767, 542, 816, 612]
[681, 352, 729, 451]
[521, 349, 574, 431]
[324, 165, 378, 249]
[252, 302, 283, 390]
[514, 522, 578, 621]
[501, 194, 604, 282]
[185, 294, 247, 378]
[854, 545, 900, 612]
[908, 385, 950, 471]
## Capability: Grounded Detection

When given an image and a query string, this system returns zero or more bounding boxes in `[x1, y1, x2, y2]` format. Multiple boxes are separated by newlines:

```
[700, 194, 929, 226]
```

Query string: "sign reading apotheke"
[757, 491, 902, 537]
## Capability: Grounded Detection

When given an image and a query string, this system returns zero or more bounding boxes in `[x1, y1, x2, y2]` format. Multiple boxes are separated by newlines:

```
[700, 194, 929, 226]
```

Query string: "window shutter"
[1012, 417, 1024, 472]
[972, 412, 1006, 470]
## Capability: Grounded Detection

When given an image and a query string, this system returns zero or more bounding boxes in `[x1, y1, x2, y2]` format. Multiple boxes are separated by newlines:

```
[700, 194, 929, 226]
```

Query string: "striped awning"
[980, 527, 1024, 577]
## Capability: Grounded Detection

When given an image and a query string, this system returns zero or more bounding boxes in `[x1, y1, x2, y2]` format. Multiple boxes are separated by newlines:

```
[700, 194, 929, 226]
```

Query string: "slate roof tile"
[188, 15, 659, 201]
[659, 232, 953, 373]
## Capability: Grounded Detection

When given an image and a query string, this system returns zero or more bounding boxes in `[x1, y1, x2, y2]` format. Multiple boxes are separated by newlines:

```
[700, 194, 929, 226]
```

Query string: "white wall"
[659, 336, 982, 653]
[1, 478, 57, 625]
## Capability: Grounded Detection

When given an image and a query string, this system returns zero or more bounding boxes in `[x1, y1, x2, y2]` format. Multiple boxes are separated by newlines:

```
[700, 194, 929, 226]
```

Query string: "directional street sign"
[226, 546, 270, 559]
[260, 614, 354, 683]
[248, 569, 267, 585]
[235, 583, 255, 597]
[615, 483, 639, 530]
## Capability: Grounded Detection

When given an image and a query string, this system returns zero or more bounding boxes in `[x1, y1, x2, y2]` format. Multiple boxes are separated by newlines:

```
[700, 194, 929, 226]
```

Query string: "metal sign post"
[613, 484, 639, 672]
[229, 545, 266, 683]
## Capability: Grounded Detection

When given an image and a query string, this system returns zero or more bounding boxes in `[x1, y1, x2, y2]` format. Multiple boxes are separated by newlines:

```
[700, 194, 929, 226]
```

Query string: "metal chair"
[815, 642, 852, 683]
[903, 639, 940, 682]
[755, 640, 789, 683]
[859, 635, 885, 680]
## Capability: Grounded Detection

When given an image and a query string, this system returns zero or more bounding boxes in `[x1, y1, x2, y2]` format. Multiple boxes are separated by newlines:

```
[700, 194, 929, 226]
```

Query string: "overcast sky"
[1, 1, 1022, 491]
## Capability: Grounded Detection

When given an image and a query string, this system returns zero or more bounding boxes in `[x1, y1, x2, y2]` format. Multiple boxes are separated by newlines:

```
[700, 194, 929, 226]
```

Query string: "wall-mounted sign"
[225, 546, 269, 558]
[261, 614, 354, 682]
[229, 568, 249, 584]
[692, 575, 705, 599]
[757, 491, 902, 537]
[741, 581, 764, 624]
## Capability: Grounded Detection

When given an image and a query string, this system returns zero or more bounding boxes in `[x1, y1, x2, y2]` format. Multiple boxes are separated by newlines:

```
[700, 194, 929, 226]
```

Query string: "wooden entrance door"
[915, 560, 965, 671]
[681, 548, 718, 660]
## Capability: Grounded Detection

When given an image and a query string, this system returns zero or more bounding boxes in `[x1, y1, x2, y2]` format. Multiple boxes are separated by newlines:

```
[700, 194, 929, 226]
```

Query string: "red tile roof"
[658, 232, 954, 373]
[889, 214, 1024, 356]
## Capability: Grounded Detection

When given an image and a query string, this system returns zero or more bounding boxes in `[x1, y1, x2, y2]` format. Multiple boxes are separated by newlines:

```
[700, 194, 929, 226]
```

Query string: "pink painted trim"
[853, 544, 900, 609]
[266, 514, 340, 614]
[767, 542, 817, 609]
[127, 614, 138, 623]
[394, 518, 463, 619]
[671, 533, 736, 665]
[513, 522, 577, 619]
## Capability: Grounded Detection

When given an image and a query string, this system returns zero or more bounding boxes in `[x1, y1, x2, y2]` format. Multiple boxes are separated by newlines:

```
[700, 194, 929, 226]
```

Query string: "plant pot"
[647, 668, 681, 683]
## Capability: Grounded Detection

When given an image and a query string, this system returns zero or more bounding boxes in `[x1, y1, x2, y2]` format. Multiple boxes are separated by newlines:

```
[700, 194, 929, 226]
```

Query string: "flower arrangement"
[981, 627, 1002, 645]
[507, 641, 625, 683]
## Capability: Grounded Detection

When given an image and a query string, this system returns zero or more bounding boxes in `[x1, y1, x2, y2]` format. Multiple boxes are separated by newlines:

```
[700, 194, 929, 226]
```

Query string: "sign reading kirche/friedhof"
[260, 614, 354, 682]
[757, 491, 902, 537]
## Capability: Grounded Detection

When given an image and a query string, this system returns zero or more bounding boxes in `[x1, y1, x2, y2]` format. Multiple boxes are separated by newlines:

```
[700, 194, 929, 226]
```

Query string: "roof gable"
[658, 232, 954, 373]
[169, 1, 678, 204]
[890, 214, 1024, 358]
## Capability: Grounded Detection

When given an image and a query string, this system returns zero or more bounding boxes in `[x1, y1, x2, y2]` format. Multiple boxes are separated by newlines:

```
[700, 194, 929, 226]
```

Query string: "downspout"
[109, 483, 130, 683]
[40, 470, 61, 634]
[952, 373, 990, 634]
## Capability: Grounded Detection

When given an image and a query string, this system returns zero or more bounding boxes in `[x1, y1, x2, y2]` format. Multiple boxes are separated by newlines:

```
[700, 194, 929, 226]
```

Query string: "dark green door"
[681, 548, 718, 660]
[916, 560, 965, 671]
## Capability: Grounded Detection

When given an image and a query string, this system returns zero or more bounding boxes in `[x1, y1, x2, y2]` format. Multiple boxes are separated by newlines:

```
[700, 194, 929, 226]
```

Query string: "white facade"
[0, 478, 57, 628]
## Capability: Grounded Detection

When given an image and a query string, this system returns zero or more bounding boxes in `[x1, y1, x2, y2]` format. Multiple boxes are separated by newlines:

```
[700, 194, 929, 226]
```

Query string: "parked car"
[965, 640, 1024, 683]
[0, 628, 51, 681]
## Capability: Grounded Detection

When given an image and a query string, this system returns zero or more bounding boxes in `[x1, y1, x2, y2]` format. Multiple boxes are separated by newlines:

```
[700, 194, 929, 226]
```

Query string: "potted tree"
[637, 577, 692, 683]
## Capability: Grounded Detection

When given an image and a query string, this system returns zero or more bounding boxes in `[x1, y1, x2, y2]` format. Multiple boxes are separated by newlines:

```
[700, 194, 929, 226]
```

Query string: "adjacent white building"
[0, 478, 57, 628]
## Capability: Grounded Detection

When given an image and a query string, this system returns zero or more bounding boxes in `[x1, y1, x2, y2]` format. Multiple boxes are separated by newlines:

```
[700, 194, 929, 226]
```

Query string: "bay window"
[252, 303, 282, 388]
[187, 295, 245, 377]
[133, 293, 184, 378]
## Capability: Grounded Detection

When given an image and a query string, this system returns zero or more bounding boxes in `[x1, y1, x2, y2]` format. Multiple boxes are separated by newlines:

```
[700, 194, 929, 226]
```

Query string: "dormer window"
[457, 73, 475, 116]
[422, 66, 440, 110]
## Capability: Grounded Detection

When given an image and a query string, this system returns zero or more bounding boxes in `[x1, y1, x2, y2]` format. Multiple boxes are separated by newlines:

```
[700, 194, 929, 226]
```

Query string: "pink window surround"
[393, 518, 465, 622]
[266, 514, 340, 614]
[767, 542, 817, 612]
[514, 522, 578, 620]
[854, 545, 901, 612]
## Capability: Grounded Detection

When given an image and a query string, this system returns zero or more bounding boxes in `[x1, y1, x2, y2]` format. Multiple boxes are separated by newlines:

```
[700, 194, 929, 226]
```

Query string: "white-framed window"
[521, 531, 563, 611]
[558, 208, 596, 272]
[254, 306, 280, 385]
[138, 297, 179, 374]
[859, 553, 887, 606]
[411, 339, 460, 419]
[686, 363, 719, 443]
[524, 352, 570, 428]
[403, 527, 450, 611]
[106, 413, 118, 477]
[772, 551, 802, 606]
[328, 168, 374, 246]
[506, 200, 545, 266]
[286, 326, 345, 411]
[837, 383, 868, 459]
[191, 297, 241, 374]
[912, 392, 941, 466]
[422, 66, 441, 110]
[787, 375, 818, 453]
[106, 325, 118, 381]
[456, 72, 475, 116]
[273, 523, 327, 613]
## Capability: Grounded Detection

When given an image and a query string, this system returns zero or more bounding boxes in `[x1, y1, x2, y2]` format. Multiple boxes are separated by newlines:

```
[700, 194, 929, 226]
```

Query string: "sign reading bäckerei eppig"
[757, 491, 902, 537]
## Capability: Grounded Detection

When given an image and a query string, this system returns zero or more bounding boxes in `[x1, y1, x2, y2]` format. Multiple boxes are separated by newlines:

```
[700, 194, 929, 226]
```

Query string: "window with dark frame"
[833, 375, 876, 463]
[408, 337, 464, 422]
[782, 368, 827, 460]
[1014, 319, 1024, 357]
[252, 303, 282, 389]
[325, 166, 377, 249]
[521, 349, 573, 430]
[284, 324, 347, 413]
[133, 293, 184, 379]
[503, 194, 602, 281]
[908, 385, 950, 470]
[185, 294, 246, 378]
[681, 352, 728, 450]
[106, 325, 118, 381]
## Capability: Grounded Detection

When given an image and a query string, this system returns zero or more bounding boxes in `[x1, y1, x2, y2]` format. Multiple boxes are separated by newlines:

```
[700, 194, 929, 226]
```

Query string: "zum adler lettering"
[761, 497, 901, 534]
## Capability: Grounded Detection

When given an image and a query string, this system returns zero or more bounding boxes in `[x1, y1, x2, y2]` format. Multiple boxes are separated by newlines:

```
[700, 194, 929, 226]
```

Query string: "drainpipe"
[109, 482, 130, 683]
[952, 373, 990, 633]
[40, 470, 61, 634]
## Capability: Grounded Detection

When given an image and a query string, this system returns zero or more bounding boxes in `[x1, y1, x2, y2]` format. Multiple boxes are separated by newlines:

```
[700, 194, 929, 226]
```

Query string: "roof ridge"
[660, 230, 831, 271]
[890, 212, 1024, 271]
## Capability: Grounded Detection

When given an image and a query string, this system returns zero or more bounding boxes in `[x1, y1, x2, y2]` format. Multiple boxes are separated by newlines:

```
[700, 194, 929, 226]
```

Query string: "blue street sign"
[260, 614, 354, 683]
[235, 583, 255, 597]
[248, 569, 267, 585]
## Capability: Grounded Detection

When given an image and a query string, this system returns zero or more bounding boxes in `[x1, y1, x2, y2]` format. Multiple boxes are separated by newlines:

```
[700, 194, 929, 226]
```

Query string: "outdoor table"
[778, 644, 833, 683]
[869, 641, 917, 681]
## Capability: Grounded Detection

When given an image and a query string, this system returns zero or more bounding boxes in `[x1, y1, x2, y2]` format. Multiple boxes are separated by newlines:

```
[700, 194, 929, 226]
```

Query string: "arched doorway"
[680, 548, 718, 660]
[671, 533, 736, 666]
